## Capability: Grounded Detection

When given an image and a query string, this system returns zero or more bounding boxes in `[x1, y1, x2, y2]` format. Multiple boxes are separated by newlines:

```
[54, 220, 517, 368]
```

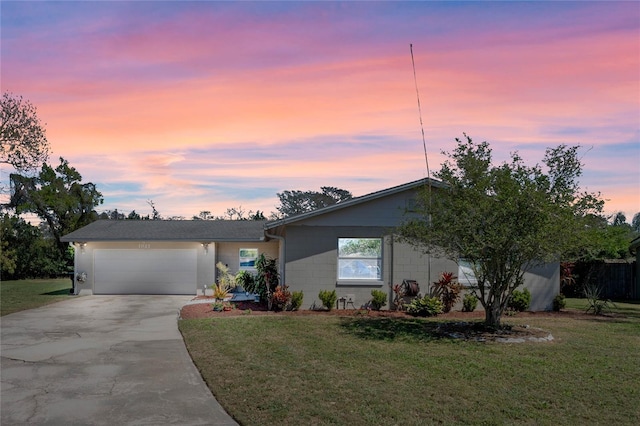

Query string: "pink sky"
[2, 1, 638, 220]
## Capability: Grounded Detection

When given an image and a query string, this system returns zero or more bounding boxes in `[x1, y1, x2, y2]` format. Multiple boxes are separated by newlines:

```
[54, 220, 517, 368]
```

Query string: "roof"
[60, 220, 267, 242]
[265, 177, 443, 229]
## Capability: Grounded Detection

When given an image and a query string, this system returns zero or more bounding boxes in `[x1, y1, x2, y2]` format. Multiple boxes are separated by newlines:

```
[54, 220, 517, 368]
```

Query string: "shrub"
[255, 254, 279, 306]
[508, 288, 531, 312]
[216, 262, 236, 289]
[290, 291, 304, 311]
[462, 293, 478, 312]
[406, 295, 443, 317]
[583, 283, 616, 315]
[370, 289, 387, 311]
[212, 282, 230, 301]
[430, 272, 463, 313]
[552, 293, 566, 312]
[318, 290, 338, 311]
[235, 270, 255, 292]
[271, 285, 291, 311]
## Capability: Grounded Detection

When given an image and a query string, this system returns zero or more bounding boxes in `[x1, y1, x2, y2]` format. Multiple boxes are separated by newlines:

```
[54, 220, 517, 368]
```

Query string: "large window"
[239, 248, 259, 270]
[338, 238, 382, 280]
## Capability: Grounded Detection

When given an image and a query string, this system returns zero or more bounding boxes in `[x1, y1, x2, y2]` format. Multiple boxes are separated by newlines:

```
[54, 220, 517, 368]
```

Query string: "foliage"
[0, 92, 50, 173]
[583, 283, 616, 315]
[1, 213, 68, 279]
[211, 301, 234, 312]
[275, 186, 352, 217]
[553, 294, 566, 312]
[9, 157, 103, 263]
[271, 285, 292, 311]
[212, 283, 230, 301]
[430, 272, 463, 313]
[318, 289, 338, 311]
[405, 295, 443, 317]
[255, 254, 280, 308]
[391, 283, 406, 311]
[290, 291, 304, 311]
[632, 212, 640, 233]
[398, 134, 604, 328]
[462, 293, 478, 312]
[572, 213, 637, 261]
[507, 288, 531, 312]
[235, 270, 256, 292]
[216, 262, 236, 289]
[370, 289, 387, 311]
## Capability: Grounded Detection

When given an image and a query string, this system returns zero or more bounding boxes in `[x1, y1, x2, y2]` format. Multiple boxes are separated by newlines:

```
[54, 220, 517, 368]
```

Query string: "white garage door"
[94, 249, 197, 294]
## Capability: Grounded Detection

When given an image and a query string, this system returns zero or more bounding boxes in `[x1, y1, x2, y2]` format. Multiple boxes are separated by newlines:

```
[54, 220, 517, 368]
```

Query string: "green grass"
[180, 304, 640, 425]
[1, 278, 73, 316]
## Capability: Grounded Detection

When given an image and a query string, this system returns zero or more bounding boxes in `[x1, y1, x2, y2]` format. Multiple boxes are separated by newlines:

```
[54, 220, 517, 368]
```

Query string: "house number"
[138, 243, 151, 249]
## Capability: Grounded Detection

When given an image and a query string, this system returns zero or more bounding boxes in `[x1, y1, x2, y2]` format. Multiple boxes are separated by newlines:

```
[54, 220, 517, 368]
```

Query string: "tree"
[398, 135, 603, 328]
[9, 157, 103, 263]
[1, 92, 50, 173]
[611, 212, 626, 227]
[632, 212, 640, 233]
[147, 200, 161, 220]
[1, 213, 65, 279]
[275, 186, 352, 217]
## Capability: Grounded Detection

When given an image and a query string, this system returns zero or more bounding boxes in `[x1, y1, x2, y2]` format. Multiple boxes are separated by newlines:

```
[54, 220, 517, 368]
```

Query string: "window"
[338, 238, 382, 280]
[239, 248, 259, 270]
[458, 259, 478, 287]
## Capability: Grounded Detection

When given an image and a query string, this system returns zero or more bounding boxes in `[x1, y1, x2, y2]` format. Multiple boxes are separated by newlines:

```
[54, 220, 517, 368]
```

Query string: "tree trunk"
[484, 303, 502, 329]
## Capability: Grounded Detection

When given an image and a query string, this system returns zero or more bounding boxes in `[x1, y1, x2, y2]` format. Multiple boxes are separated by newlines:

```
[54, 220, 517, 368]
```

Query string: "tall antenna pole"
[410, 43, 432, 284]
[410, 43, 431, 183]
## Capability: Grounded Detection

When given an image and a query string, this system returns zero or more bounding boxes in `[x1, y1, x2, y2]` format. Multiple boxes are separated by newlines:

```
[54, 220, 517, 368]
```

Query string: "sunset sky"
[2, 1, 639, 220]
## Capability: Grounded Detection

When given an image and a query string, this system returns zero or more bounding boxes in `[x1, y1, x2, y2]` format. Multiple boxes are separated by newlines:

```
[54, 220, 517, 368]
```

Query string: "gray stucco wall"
[281, 220, 558, 312]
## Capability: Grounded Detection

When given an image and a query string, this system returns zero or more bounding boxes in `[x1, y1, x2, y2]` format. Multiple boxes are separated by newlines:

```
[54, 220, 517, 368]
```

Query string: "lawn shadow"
[42, 288, 72, 296]
[339, 317, 450, 342]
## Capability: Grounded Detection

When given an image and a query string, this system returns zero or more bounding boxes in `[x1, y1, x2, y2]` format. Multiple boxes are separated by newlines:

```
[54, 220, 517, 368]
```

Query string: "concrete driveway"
[1, 295, 237, 425]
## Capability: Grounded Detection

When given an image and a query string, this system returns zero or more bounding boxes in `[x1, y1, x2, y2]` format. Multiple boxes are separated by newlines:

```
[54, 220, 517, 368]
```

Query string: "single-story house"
[61, 178, 559, 310]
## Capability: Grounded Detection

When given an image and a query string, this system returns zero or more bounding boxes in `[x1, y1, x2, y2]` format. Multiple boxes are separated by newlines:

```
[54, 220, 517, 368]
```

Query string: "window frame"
[337, 237, 383, 285]
[239, 248, 259, 271]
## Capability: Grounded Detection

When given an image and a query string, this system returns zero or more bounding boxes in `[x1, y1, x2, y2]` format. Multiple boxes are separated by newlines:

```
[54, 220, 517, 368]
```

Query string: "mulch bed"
[179, 298, 621, 343]
[180, 297, 600, 321]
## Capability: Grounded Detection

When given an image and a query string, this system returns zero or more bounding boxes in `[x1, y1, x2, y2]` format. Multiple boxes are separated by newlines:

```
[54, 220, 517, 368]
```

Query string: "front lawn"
[1, 278, 73, 316]
[180, 301, 640, 425]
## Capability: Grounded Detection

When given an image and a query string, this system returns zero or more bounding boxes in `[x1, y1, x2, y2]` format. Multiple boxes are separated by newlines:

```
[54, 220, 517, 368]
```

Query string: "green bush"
[290, 291, 304, 311]
[508, 288, 531, 312]
[552, 293, 566, 312]
[462, 293, 478, 312]
[370, 289, 387, 311]
[235, 270, 255, 292]
[406, 295, 443, 317]
[318, 290, 338, 311]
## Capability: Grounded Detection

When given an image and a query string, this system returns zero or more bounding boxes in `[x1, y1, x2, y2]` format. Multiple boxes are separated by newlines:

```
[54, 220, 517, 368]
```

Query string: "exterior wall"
[282, 228, 558, 312]
[523, 263, 560, 311]
[71, 241, 214, 295]
[215, 241, 279, 278]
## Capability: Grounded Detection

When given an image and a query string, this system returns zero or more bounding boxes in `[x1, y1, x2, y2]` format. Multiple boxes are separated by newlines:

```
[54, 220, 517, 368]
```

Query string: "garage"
[94, 249, 197, 295]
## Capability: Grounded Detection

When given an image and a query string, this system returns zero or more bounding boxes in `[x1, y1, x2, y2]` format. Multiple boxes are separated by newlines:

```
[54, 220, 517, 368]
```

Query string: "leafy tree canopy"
[398, 134, 604, 327]
[9, 157, 103, 261]
[1, 92, 50, 174]
[275, 186, 352, 217]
